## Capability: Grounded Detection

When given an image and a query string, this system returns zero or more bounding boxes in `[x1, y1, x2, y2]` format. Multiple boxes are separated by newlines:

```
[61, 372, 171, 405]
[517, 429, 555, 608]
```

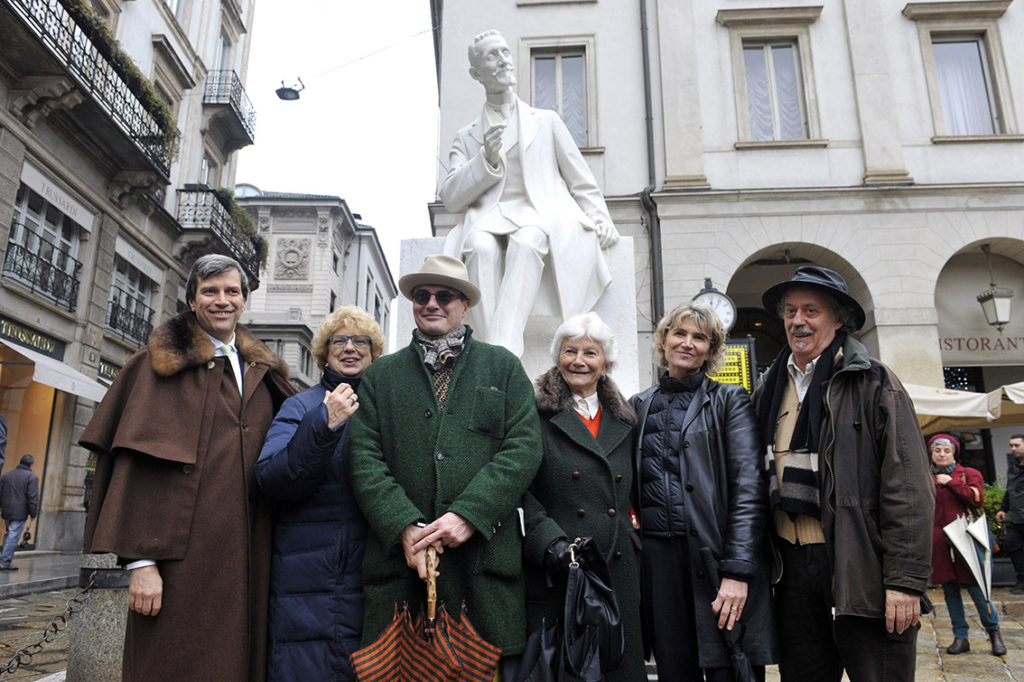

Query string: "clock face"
[694, 292, 737, 332]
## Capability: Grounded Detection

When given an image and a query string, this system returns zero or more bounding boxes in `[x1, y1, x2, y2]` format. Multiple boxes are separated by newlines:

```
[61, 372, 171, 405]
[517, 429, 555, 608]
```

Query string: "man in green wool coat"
[346, 254, 542, 669]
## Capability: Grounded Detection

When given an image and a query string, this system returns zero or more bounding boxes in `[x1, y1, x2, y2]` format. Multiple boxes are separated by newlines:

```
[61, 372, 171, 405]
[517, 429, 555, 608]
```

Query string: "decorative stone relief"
[274, 238, 310, 279]
[11, 76, 83, 129]
[318, 214, 329, 246]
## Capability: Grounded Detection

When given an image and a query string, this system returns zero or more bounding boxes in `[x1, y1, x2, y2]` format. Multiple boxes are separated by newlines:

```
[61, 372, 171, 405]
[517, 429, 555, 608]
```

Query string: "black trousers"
[1003, 522, 1024, 584]
[643, 535, 765, 682]
[775, 541, 917, 682]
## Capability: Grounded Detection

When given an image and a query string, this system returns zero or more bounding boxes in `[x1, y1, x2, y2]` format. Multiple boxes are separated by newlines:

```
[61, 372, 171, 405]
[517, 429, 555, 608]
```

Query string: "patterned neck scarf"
[931, 462, 956, 475]
[414, 326, 467, 372]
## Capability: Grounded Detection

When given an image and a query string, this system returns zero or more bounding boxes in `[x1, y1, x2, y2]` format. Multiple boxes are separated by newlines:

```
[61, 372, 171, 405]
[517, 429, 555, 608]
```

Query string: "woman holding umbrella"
[929, 433, 1007, 656]
[523, 312, 647, 681]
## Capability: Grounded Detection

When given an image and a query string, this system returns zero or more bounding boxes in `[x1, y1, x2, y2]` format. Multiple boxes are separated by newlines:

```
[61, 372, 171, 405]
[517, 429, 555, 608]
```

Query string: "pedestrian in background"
[0, 413, 7, 470]
[929, 433, 1006, 656]
[997, 434, 1024, 593]
[0, 454, 39, 571]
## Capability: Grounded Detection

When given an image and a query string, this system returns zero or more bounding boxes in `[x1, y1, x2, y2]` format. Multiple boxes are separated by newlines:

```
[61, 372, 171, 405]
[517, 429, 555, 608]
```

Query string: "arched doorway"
[724, 243, 875, 375]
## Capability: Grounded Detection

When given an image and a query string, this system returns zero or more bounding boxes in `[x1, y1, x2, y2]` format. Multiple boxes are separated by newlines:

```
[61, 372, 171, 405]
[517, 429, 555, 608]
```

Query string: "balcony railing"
[4, 0, 174, 176]
[3, 233, 82, 312]
[176, 188, 262, 282]
[106, 286, 154, 347]
[204, 70, 256, 144]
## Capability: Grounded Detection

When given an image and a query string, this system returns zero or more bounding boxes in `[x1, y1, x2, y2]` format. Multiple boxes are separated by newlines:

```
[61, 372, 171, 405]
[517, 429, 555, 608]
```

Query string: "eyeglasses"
[328, 334, 372, 349]
[412, 289, 464, 306]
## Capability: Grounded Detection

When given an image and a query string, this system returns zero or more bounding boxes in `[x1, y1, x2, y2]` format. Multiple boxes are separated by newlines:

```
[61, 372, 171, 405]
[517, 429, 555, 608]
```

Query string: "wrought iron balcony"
[3, 232, 82, 312]
[2, 0, 175, 178]
[106, 287, 154, 347]
[176, 188, 262, 286]
[203, 70, 256, 150]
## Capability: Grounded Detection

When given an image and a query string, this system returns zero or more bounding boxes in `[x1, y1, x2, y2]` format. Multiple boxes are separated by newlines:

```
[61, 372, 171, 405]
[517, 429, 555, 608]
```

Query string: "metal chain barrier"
[0, 571, 96, 677]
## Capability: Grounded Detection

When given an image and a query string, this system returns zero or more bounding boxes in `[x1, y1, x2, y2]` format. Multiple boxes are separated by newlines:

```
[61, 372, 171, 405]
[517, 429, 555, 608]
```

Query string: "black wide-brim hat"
[762, 265, 866, 331]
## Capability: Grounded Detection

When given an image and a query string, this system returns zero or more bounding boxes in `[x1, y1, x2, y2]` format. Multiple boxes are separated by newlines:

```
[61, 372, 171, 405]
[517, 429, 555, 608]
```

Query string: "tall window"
[932, 35, 1000, 136]
[533, 49, 587, 147]
[903, 2, 1017, 140]
[742, 39, 807, 141]
[215, 32, 232, 72]
[200, 153, 219, 187]
[717, 6, 824, 148]
[6, 183, 83, 310]
[107, 256, 156, 347]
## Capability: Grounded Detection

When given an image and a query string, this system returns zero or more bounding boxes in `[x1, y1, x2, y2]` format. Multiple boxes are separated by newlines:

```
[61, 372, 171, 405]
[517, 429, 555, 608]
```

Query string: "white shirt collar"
[786, 353, 819, 403]
[573, 392, 600, 420]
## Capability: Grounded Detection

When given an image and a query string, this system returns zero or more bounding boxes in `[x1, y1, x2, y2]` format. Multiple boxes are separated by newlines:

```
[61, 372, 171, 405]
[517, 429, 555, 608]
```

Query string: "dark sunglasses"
[412, 289, 464, 306]
[328, 334, 372, 349]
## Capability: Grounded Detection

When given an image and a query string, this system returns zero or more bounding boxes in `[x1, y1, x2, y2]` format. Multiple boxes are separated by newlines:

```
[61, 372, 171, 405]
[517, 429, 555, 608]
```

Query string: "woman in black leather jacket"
[630, 303, 776, 681]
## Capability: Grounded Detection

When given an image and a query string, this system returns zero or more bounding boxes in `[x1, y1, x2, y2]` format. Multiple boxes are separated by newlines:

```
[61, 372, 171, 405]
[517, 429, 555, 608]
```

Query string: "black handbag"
[562, 536, 624, 681]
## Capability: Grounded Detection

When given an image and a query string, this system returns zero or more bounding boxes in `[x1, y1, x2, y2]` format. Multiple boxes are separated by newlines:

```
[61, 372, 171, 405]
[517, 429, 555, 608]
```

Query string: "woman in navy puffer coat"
[256, 306, 384, 682]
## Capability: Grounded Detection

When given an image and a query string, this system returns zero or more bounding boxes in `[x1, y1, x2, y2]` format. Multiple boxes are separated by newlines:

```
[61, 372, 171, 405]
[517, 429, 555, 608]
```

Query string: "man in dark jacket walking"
[0, 454, 39, 570]
[753, 266, 934, 682]
[997, 434, 1024, 592]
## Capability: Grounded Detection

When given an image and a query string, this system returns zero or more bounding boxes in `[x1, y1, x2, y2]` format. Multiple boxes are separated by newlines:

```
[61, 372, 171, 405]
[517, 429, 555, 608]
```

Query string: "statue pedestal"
[397, 237, 640, 397]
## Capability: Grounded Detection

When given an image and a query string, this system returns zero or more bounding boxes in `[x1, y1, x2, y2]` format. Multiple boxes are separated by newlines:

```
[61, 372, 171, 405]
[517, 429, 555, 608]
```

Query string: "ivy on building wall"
[58, 0, 180, 162]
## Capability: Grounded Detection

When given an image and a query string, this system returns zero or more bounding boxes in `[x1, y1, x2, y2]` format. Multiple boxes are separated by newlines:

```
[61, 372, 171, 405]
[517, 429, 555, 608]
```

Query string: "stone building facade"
[0, 0, 259, 550]
[427, 0, 1024, 473]
[236, 185, 397, 388]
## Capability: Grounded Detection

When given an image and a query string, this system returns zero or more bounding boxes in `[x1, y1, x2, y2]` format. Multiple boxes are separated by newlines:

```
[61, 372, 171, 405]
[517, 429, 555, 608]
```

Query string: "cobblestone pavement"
[3, 586, 1024, 680]
[0, 588, 76, 681]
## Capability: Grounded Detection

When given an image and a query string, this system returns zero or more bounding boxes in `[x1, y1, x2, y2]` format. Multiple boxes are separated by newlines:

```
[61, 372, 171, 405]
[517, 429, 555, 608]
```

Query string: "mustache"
[789, 325, 812, 336]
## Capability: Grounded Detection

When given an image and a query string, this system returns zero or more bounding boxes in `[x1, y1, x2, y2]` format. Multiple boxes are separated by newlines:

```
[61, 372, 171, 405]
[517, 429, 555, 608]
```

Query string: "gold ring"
[731, 606, 738, 612]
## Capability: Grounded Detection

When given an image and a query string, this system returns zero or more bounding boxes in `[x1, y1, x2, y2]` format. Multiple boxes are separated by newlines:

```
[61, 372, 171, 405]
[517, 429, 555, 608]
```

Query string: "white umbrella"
[966, 514, 993, 602]
[943, 514, 992, 605]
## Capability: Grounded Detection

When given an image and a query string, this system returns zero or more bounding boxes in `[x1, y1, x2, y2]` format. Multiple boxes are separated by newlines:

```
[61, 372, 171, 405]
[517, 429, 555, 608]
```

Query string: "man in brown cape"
[81, 254, 294, 682]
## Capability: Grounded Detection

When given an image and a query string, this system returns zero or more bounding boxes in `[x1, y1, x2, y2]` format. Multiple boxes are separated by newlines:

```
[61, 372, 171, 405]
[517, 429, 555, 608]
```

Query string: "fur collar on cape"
[534, 367, 637, 425]
[148, 311, 290, 379]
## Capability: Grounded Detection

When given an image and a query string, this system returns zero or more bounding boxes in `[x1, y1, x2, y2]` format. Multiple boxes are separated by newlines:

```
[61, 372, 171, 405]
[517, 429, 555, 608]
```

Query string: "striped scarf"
[757, 333, 844, 520]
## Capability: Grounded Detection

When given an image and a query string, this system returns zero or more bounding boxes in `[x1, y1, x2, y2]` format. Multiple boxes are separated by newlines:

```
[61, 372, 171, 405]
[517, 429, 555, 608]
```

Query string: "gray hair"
[468, 29, 503, 64]
[776, 286, 859, 331]
[185, 254, 249, 303]
[549, 312, 618, 366]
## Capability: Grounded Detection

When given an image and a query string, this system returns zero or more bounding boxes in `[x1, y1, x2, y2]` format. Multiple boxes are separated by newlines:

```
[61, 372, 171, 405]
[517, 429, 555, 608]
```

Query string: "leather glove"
[544, 537, 572, 576]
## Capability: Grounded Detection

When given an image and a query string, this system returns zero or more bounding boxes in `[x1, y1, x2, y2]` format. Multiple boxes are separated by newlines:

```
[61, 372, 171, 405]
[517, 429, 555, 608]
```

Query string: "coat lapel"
[550, 407, 630, 461]
[680, 379, 711, 438]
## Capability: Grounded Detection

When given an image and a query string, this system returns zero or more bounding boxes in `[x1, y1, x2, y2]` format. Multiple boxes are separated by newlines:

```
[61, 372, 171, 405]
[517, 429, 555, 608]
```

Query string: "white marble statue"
[440, 29, 619, 357]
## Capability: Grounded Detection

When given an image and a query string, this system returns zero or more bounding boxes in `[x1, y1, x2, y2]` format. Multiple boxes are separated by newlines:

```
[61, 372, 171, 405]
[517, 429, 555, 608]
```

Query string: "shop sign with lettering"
[0, 317, 64, 359]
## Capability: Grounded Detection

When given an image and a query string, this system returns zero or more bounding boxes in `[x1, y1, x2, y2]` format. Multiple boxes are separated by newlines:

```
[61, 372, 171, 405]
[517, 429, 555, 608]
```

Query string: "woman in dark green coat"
[523, 312, 646, 682]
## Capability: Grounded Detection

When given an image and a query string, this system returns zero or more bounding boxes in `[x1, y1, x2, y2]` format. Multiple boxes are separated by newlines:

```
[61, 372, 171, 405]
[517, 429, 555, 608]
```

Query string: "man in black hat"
[753, 266, 934, 682]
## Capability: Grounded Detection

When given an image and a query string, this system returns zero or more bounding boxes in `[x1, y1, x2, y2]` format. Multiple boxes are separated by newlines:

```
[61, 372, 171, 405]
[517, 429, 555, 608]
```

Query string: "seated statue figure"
[440, 29, 618, 357]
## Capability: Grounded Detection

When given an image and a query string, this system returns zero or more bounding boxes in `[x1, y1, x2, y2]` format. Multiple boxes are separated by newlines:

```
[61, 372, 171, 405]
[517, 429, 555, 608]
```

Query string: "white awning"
[0, 340, 107, 403]
[906, 381, 1024, 433]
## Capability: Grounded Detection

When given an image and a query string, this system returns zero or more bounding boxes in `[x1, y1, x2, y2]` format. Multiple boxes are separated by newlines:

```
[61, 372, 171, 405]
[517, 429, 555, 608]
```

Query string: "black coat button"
[685, 483, 694, 492]
[435, 452, 445, 461]
[425, 409, 433, 418]
[577, 509, 586, 517]
[608, 509, 616, 517]
[615, 474, 623, 482]
[572, 471, 581, 479]
[690, 528, 698, 537]
[614, 552, 623, 559]
[683, 440, 690, 448]
[182, 464, 194, 474]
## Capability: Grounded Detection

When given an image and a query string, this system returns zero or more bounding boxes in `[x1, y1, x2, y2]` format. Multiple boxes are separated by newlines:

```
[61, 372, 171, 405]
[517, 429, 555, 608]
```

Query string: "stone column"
[66, 553, 126, 682]
[842, 0, 914, 185]
[656, 0, 710, 189]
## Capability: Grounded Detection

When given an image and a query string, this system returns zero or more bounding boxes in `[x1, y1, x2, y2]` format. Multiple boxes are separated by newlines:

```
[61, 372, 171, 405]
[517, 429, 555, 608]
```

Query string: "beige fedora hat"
[398, 254, 481, 307]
